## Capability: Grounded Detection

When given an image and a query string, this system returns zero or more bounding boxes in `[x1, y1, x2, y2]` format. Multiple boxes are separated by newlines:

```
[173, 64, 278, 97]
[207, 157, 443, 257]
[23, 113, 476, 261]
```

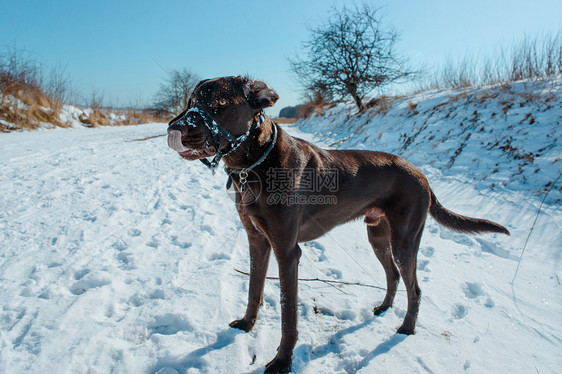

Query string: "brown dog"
[167, 76, 509, 373]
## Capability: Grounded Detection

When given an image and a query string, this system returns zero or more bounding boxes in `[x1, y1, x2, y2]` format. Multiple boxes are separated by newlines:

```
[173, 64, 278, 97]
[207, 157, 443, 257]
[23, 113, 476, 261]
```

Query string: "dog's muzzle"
[167, 105, 264, 170]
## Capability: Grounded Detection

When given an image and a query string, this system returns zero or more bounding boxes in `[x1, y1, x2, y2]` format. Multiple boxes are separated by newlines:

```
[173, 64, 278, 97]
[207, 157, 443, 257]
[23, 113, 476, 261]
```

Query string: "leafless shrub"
[510, 31, 562, 80]
[0, 44, 42, 91]
[87, 89, 105, 110]
[417, 29, 562, 91]
[44, 64, 79, 107]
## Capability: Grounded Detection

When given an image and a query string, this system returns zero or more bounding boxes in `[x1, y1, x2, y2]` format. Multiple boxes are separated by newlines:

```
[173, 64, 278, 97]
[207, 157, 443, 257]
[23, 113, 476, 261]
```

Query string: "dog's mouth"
[167, 129, 217, 160]
[178, 148, 216, 160]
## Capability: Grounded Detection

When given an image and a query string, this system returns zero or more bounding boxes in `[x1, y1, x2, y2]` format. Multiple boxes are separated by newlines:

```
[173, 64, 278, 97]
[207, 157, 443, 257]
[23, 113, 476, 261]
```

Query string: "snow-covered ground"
[1, 80, 561, 373]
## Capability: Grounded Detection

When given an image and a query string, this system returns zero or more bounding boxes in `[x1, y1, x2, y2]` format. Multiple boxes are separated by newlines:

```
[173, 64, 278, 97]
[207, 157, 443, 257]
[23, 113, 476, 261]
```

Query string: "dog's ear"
[243, 79, 279, 109]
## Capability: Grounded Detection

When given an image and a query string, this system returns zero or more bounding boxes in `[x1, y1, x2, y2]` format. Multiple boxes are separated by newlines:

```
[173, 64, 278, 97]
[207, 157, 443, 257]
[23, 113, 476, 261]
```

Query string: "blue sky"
[1, 0, 560, 115]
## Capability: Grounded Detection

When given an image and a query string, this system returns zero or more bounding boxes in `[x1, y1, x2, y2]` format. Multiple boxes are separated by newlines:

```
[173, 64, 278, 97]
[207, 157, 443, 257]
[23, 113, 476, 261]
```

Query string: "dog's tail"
[429, 189, 510, 235]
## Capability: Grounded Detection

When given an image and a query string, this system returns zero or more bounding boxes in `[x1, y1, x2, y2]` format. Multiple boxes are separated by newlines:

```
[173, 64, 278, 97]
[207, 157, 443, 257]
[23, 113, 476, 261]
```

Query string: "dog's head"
[167, 76, 278, 160]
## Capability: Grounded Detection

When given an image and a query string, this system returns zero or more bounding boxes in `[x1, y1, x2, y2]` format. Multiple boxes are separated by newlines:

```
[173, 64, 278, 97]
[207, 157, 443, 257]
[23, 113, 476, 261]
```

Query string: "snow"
[1, 80, 561, 373]
[59, 104, 89, 128]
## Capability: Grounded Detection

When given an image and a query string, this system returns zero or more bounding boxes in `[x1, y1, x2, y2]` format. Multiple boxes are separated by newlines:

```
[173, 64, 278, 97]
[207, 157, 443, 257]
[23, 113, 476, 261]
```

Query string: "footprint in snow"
[439, 230, 474, 246]
[74, 268, 90, 280]
[111, 240, 128, 251]
[462, 282, 484, 299]
[146, 237, 159, 248]
[421, 246, 434, 257]
[200, 224, 215, 235]
[461, 282, 495, 308]
[148, 314, 193, 335]
[475, 238, 514, 260]
[129, 289, 165, 307]
[80, 211, 97, 223]
[209, 252, 231, 261]
[427, 225, 439, 234]
[307, 241, 326, 253]
[452, 303, 468, 319]
[117, 251, 135, 270]
[418, 259, 430, 272]
[200, 192, 212, 200]
[324, 268, 342, 279]
[264, 295, 277, 308]
[306, 241, 328, 262]
[171, 236, 191, 249]
[70, 277, 111, 295]
[128, 228, 141, 237]
[313, 305, 357, 320]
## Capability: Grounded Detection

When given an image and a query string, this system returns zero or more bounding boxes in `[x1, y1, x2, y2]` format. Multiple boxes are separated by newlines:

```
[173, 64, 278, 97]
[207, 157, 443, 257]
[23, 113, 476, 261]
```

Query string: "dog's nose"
[167, 114, 192, 132]
[167, 122, 186, 133]
[167, 110, 202, 133]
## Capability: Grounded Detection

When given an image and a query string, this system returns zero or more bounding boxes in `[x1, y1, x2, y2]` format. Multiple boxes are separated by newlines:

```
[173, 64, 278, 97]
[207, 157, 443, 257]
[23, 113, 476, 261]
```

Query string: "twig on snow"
[233, 268, 390, 292]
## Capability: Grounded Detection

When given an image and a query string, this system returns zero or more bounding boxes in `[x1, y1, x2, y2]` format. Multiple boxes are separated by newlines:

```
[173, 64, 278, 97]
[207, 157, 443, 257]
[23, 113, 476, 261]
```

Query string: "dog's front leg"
[230, 231, 271, 332]
[265, 243, 302, 374]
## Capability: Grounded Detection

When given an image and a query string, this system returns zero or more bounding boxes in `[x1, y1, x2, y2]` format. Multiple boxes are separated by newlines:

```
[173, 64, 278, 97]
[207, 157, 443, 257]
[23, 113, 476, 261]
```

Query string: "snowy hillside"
[1, 79, 561, 373]
[297, 79, 561, 203]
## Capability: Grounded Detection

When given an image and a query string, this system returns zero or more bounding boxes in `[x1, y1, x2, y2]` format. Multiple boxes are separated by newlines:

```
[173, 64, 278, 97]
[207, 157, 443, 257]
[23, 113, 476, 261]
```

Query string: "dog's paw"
[373, 305, 391, 316]
[265, 354, 292, 373]
[396, 325, 416, 335]
[229, 318, 255, 332]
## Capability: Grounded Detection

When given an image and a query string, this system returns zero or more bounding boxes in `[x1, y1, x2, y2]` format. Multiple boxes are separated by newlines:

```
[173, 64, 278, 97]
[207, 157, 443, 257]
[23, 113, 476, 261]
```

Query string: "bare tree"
[290, 4, 413, 112]
[154, 68, 200, 115]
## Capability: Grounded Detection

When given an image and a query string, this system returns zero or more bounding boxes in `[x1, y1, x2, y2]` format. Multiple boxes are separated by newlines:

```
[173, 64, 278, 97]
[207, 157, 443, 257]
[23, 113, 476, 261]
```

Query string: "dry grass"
[0, 80, 66, 131]
[129, 109, 169, 124]
[0, 86, 167, 131]
[365, 96, 394, 117]
[1, 93, 168, 132]
[416, 29, 562, 92]
[295, 93, 338, 119]
[76, 108, 168, 128]
[273, 117, 298, 124]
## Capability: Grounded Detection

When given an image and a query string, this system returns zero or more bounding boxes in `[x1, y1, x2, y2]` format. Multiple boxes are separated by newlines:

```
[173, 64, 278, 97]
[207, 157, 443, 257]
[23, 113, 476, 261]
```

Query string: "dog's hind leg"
[367, 219, 400, 316]
[390, 220, 425, 335]
[230, 216, 272, 332]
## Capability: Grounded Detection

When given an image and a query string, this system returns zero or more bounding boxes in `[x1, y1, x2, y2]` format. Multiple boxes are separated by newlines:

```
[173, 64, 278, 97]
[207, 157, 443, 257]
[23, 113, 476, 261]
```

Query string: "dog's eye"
[218, 99, 228, 106]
